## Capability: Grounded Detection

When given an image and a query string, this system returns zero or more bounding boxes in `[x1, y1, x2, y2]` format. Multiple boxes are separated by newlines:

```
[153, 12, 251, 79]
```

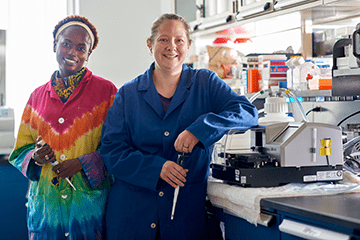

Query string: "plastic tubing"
[248, 88, 308, 122]
[248, 89, 268, 104]
[343, 135, 360, 151]
[284, 89, 308, 122]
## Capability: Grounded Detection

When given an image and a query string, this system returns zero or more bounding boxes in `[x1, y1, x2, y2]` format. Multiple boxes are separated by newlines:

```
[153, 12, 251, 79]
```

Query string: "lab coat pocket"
[27, 195, 45, 232]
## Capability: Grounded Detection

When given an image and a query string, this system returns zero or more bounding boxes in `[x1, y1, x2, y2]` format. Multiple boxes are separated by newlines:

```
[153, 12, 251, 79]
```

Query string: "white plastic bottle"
[258, 96, 295, 125]
[286, 58, 296, 90]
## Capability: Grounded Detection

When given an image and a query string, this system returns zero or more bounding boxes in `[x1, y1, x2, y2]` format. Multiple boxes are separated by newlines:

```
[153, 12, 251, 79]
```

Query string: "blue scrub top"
[101, 63, 258, 239]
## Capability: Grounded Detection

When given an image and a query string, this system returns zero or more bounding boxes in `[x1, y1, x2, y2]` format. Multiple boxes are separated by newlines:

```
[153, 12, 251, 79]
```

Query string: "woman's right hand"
[160, 161, 188, 188]
[32, 136, 56, 166]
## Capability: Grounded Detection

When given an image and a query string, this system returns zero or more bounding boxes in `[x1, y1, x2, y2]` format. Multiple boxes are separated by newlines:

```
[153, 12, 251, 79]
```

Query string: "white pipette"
[171, 152, 186, 220]
[39, 140, 77, 191]
[51, 160, 77, 191]
[171, 186, 179, 220]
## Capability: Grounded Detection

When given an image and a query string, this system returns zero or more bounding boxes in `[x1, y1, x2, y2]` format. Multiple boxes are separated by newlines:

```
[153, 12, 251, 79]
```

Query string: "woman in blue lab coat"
[100, 13, 258, 240]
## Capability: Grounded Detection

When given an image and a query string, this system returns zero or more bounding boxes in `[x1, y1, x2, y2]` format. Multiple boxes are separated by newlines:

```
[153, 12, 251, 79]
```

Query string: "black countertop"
[261, 193, 360, 231]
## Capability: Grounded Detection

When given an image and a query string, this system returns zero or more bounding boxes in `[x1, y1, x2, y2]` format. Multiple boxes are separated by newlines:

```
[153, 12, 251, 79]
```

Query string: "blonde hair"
[148, 13, 191, 44]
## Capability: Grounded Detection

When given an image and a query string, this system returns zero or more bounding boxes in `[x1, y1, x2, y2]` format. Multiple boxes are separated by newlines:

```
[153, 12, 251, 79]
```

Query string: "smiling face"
[147, 19, 191, 74]
[54, 25, 92, 78]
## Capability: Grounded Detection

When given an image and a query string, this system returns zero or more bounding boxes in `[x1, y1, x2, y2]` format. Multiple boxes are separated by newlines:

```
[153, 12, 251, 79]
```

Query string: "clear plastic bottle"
[292, 57, 305, 91]
[292, 58, 320, 91]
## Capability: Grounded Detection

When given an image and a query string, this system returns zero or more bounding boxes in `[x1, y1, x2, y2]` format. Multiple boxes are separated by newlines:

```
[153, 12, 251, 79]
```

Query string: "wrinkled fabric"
[207, 171, 360, 225]
[101, 63, 258, 240]
[9, 69, 117, 240]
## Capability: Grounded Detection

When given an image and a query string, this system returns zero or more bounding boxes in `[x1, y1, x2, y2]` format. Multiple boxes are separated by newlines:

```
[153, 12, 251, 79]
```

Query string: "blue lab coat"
[100, 63, 258, 240]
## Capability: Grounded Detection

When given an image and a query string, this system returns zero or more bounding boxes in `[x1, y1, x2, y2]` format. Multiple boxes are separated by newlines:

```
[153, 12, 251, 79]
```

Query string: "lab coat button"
[164, 131, 170, 137]
[61, 195, 67, 199]
[58, 117, 65, 124]
[60, 155, 66, 160]
[159, 191, 164, 197]
[151, 223, 156, 229]
[65, 232, 69, 237]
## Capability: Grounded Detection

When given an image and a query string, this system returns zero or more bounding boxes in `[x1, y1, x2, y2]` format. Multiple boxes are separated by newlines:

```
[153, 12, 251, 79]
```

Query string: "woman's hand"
[160, 161, 188, 188]
[32, 136, 56, 166]
[174, 130, 199, 153]
[52, 158, 83, 179]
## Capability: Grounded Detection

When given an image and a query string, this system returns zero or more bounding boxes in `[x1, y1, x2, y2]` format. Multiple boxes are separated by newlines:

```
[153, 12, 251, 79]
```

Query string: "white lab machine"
[0, 106, 15, 155]
[211, 88, 344, 187]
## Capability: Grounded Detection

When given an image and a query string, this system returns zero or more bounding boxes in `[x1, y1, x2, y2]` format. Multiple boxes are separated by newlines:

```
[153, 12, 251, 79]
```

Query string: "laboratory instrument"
[211, 88, 344, 187]
[332, 23, 360, 96]
[0, 107, 15, 155]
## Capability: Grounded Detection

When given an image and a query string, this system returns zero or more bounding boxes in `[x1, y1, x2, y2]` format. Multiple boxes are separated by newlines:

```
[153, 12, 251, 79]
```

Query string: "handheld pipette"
[51, 160, 77, 191]
[39, 140, 77, 191]
[171, 152, 186, 220]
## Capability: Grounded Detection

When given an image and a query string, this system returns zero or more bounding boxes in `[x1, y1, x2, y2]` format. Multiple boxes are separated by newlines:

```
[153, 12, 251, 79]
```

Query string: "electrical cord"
[337, 110, 360, 126]
[305, 106, 327, 116]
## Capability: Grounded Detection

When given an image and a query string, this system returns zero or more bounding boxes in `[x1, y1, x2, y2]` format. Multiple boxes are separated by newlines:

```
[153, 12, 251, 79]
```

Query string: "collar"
[46, 68, 92, 98]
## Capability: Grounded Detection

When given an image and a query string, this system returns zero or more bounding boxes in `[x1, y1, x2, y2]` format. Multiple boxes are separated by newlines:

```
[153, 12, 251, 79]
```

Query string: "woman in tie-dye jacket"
[9, 15, 117, 240]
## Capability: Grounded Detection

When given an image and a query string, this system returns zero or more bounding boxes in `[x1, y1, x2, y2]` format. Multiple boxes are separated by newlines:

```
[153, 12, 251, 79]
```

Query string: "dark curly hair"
[53, 15, 99, 50]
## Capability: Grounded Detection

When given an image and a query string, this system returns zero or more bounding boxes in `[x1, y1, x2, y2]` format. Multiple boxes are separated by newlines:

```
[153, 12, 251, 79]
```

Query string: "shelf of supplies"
[244, 90, 332, 99]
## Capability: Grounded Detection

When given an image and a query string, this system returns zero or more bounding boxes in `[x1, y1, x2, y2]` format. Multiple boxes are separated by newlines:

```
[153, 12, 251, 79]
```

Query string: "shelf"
[244, 90, 332, 99]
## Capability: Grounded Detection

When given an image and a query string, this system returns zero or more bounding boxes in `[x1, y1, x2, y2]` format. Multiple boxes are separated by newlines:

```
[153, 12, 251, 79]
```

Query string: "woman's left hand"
[174, 130, 199, 153]
[52, 158, 83, 179]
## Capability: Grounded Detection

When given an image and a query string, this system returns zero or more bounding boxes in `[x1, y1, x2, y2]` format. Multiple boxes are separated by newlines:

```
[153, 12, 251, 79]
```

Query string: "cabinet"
[0, 162, 28, 240]
[175, 0, 198, 22]
[237, 0, 273, 18]
[186, 0, 360, 62]
[215, 194, 360, 239]
[0, 30, 5, 106]
[273, 0, 322, 10]
[261, 194, 360, 239]
[324, 0, 360, 4]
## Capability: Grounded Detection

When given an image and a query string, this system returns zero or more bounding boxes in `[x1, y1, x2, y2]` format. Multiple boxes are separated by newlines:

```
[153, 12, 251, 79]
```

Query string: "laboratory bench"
[215, 193, 360, 240]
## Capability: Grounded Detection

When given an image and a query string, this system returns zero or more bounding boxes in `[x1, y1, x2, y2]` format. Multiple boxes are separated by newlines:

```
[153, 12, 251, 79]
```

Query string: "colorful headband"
[55, 21, 95, 49]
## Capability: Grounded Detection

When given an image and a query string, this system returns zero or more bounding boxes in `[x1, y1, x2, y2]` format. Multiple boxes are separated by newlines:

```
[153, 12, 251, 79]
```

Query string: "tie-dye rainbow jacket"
[9, 69, 117, 240]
